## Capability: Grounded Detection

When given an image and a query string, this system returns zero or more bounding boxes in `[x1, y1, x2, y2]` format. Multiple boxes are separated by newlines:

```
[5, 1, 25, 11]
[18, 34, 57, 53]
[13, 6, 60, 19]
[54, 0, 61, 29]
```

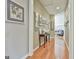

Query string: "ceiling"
[39, 0, 68, 15]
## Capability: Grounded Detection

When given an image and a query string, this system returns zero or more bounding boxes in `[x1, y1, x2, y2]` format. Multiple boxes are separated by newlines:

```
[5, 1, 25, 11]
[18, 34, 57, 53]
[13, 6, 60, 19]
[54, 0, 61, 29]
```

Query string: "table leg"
[39, 36, 41, 47]
[44, 36, 46, 48]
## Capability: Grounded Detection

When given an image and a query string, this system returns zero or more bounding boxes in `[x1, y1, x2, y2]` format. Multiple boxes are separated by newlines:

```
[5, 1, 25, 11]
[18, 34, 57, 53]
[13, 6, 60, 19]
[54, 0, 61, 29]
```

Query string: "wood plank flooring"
[27, 38, 69, 59]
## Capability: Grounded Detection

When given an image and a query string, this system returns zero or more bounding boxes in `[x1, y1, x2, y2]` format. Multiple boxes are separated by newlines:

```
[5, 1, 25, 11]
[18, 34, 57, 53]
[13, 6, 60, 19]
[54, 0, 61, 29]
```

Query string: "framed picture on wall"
[7, 0, 24, 23]
[33, 12, 39, 31]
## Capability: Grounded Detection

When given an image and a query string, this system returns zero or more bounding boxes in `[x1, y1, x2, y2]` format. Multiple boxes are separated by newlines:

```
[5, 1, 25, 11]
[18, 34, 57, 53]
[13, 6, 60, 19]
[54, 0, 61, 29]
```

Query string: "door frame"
[28, 0, 34, 56]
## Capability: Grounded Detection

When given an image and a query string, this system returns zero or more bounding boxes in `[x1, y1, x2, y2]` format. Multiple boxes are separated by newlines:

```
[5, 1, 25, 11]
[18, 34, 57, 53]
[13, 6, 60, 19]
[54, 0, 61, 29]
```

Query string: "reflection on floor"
[27, 36, 69, 59]
[55, 36, 67, 59]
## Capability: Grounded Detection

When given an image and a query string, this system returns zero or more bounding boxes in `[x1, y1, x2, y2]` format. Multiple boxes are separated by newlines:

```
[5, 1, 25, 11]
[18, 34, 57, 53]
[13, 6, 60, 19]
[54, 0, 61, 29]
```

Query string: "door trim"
[28, 0, 34, 56]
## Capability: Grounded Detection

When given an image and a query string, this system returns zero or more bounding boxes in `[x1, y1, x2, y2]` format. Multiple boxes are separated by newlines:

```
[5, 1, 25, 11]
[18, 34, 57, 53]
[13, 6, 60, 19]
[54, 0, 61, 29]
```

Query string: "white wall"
[64, 0, 74, 59]
[64, 2, 70, 47]
[33, 0, 50, 49]
[5, 0, 29, 59]
[50, 15, 55, 38]
[55, 12, 64, 30]
[69, 0, 74, 59]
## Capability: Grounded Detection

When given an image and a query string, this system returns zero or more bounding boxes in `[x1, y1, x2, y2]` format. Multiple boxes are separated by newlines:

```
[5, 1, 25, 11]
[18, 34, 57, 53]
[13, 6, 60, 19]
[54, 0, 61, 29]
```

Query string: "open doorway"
[28, 0, 73, 59]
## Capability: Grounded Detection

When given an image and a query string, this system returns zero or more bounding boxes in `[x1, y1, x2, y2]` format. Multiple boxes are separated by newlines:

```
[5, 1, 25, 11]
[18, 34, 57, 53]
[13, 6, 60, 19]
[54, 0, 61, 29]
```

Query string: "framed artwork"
[33, 12, 39, 31]
[7, 0, 24, 23]
[38, 16, 50, 32]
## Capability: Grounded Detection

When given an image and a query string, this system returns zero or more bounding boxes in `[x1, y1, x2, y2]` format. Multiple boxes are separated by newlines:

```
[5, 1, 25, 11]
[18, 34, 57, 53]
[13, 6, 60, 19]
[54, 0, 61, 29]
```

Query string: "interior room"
[5, 0, 74, 59]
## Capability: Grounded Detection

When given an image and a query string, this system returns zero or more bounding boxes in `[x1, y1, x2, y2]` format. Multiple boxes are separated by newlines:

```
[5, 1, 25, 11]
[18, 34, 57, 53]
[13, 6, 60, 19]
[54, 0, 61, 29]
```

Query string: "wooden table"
[39, 34, 47, 48]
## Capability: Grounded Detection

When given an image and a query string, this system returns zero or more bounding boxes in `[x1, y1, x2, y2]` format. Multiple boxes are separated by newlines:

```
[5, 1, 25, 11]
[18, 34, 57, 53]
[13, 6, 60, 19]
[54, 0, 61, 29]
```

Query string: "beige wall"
[64, 4, 70, 47]
[69, 0, 74, 59]
[33, 0, 50, 49]
[50, 15, 55, 38]
[64, 0, 74, 59]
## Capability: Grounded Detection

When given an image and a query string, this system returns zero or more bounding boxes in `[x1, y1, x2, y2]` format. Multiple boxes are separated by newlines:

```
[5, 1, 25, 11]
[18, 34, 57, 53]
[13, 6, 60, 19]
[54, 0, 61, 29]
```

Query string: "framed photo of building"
[7, 0, 24, 23]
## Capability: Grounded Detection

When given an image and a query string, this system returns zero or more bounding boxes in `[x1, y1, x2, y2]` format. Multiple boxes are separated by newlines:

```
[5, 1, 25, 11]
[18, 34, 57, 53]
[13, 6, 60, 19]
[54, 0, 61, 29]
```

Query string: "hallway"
[28, 36, 69, 59]
[5, 0, 73, 59]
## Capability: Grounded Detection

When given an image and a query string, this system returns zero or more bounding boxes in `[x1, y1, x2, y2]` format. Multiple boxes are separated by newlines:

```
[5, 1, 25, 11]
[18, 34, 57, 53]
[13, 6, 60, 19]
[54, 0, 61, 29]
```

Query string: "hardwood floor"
[27, 38, 69, 59]
[63, 44, 69, 59]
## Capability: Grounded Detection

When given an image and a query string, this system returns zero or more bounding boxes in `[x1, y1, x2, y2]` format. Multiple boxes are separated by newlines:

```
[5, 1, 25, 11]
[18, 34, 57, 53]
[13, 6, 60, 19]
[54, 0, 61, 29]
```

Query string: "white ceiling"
[39, 0, 68, 15]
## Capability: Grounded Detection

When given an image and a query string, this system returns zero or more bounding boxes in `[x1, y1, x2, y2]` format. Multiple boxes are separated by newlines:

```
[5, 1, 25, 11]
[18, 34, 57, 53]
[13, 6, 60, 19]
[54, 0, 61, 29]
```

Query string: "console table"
[39, 34, 47, 48]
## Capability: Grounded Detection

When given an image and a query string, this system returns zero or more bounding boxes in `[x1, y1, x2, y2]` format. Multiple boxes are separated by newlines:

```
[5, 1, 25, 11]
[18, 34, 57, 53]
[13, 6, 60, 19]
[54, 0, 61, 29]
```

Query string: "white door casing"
[29, 0, 34, 56]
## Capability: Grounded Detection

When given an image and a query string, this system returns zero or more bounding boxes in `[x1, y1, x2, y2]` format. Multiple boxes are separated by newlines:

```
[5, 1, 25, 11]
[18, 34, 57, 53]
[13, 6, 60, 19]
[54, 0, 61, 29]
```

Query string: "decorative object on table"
[7, 0, 24, 23]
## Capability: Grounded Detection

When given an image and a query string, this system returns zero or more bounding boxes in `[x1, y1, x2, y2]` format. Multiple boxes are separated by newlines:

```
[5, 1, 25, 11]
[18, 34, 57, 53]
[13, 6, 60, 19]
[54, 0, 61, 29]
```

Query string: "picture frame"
[7, 0, 24, 23]
[33, 12, 39, 31]
[39, 16, 49, 30]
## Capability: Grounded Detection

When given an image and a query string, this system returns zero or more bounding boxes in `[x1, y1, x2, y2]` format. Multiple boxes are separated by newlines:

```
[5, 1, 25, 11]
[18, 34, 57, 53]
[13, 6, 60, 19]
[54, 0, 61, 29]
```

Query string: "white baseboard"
[33, 42, 44, 52]
[64, 39, 69, 51]
[21, 53, 29, 59]
[29, 52, 33, 56]
[22, 42, 45, 59]
[21, 50, 34, 59]
[33, 46, 39, 52]
[22, 41, 50, 59]
[21, 52, 34, 59]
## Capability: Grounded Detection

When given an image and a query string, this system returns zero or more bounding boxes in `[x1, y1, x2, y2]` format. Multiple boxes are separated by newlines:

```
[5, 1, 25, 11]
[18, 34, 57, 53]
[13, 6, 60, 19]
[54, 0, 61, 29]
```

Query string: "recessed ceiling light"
[56, 6, 60, 10]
